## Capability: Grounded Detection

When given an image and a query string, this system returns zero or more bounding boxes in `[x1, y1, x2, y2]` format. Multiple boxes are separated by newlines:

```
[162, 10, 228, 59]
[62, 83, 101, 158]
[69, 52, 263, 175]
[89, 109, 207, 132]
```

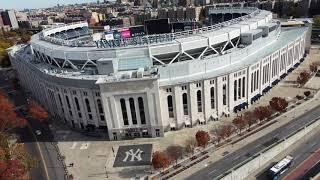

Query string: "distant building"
[0, 15, 4, 27]
[176, 8, 186, 21]
[158, 8, 168, 19]
[1, 10, 19, 29]
[122, 17, 131, 27]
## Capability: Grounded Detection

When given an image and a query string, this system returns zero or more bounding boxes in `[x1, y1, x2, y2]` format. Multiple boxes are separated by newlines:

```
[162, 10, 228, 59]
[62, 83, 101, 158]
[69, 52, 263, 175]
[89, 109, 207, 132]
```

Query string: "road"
[0, 69, 66, 180]
[186, 105, 320, 180]
[255, 128, 320, 180]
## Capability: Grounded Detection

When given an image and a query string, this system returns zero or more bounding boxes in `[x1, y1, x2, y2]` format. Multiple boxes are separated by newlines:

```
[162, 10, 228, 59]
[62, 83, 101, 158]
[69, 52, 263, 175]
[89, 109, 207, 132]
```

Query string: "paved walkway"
[54, 48, 320, 180]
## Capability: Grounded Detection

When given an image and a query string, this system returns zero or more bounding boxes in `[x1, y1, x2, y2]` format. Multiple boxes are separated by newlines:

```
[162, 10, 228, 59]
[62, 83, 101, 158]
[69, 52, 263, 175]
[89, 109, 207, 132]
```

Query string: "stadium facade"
[9, 7, 308, 140]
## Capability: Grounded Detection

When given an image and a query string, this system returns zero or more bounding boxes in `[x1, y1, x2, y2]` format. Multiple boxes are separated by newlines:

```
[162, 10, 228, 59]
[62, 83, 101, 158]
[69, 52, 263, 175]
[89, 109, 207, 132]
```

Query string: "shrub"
[304, 91, 311, 97]
[296, 95, 304, 100]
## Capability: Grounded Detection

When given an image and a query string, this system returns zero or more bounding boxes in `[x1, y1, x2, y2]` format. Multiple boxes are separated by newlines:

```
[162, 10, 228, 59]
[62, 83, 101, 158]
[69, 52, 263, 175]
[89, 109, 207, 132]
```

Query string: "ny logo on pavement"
[123, 149, 144, 162]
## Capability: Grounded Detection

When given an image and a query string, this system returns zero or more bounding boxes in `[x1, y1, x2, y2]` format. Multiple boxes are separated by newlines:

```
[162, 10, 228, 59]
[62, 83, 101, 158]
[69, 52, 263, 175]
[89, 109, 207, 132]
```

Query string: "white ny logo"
[123, 149, 144, 162]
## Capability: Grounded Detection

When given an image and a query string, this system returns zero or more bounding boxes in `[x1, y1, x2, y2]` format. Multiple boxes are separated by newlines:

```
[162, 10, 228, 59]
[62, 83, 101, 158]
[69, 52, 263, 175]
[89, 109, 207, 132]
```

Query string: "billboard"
[129, 25, 145, 37]
[172, 22, 185, 32]
[144, 18, 171, 35]
[119, 28, 131, 38]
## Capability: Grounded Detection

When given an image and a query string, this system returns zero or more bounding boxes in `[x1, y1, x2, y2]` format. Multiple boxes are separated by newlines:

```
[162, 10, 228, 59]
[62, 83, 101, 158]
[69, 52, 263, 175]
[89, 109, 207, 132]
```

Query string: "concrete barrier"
[216, 118, 320, 180]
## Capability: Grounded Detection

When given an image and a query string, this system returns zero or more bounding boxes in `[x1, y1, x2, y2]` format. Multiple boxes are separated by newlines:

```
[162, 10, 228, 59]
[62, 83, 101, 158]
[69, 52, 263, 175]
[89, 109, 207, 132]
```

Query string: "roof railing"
[40, 7, 261, 47]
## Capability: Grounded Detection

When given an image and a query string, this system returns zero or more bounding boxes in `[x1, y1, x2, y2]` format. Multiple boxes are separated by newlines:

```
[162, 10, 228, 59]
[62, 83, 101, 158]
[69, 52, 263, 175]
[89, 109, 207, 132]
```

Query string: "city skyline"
[0, 0, 102, 10]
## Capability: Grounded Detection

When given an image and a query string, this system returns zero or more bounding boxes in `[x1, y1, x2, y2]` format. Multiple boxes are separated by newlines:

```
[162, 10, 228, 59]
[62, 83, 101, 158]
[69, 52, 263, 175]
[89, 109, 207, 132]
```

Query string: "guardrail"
[39, 7, 262, 48]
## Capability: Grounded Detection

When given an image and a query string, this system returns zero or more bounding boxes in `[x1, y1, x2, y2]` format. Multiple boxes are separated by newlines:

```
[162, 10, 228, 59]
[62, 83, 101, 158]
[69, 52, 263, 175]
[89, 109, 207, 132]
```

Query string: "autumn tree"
[28, 101, 49, 122]
[185, 138, 197, 155]
[151, 151, 170, 170]
[269, 97, 288, 113]
[243, 111, 257, 130]
[0, 91, 26, 132]
[297, 71, 310, 86]
[0, 133, 37, 180]
[232, 116, 246, 134]
[253, 106, 273, 123]
[310, 63, 318, 73]
[211, 125, 229, 144]
[166, 145, 184, 164]
[221, 124, 234, 140]
[195, 130, 210, 148]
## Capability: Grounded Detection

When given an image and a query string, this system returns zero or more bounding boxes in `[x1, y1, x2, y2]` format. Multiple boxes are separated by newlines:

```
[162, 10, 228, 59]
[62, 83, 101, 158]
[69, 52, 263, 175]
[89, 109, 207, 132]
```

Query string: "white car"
[35, 130, 42, 136]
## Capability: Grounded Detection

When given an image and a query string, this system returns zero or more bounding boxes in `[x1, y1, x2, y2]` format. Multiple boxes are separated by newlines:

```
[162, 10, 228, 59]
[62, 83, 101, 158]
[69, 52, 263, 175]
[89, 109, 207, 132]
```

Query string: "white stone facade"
[8, 8, 308, 141]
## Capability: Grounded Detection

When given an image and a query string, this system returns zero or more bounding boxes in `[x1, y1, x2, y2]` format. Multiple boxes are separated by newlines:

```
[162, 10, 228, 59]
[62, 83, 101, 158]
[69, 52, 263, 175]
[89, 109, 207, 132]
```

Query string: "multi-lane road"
[255, 128, 320, 180]
[187, 105, 320, 180]
[0, 69, 66, 180]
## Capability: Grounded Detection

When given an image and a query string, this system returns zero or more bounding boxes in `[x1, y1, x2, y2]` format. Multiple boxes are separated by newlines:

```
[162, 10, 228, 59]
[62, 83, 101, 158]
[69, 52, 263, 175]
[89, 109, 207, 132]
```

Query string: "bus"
[268, 155, 294, 180]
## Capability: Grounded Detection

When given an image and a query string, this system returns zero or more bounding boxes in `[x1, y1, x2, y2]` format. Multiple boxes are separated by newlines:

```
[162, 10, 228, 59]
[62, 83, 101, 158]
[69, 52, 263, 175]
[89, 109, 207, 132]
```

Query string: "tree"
[151, 151, 170, 170]
[166, 145, 183, 164]
[211, 127, 224, 144]
[221, 124, 234, 139]
[253, 106, 273, 123]
[0, 91, 26, 132]
[185, 138, 197, 155]
[243, 111, 257, 131]
[0, 159, 26, 180]
[232, 115, 246, 134]
[195, 130, 210, 148]
[310, 63, 318, 73]
[269, 97, 288, 113]
[297, 71, 310, 86]
[28, 101, 49, 122]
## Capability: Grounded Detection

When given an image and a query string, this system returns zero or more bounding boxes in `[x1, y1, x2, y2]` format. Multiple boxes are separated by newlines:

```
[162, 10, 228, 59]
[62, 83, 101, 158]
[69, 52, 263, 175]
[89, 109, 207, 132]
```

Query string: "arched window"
[182, 93, 188, 115]
[234, 80, 237, 101]
[85, 98, 91, 113]
[167, 95, 174, 118]
[96, 99, 103, 114]
[210, 87, 215, 109]
[197, 90, 202, 112]
[242, 77, 246, 98]
[65, 96, 71, 109]
[129, 98, 137, 124]
[120, 98, 128, 125]
[223, 84, 227, 106]
[238, 78, 241, 99]
[138, 97, 146, 124]
[74, 97, 80, 111]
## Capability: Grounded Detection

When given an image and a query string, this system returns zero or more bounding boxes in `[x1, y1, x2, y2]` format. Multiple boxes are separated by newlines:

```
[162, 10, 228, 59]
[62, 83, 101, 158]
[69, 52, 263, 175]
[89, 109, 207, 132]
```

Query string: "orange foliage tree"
[243, 111, 257, 130]
[28, 101, 49, 122]
[166, 145, 184, 164]
[253, 106, 273, 123]
[195, 130, 210, 147]
[232, 115, 246, 134]
[0, 91, 26, 132]
[151, 151, 170, 170]
[269, 97, 288, 113]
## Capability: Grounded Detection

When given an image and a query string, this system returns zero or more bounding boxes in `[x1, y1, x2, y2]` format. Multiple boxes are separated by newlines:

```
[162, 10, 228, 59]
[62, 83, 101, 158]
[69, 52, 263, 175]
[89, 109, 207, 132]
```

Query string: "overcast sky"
[0, 0, 100, 10]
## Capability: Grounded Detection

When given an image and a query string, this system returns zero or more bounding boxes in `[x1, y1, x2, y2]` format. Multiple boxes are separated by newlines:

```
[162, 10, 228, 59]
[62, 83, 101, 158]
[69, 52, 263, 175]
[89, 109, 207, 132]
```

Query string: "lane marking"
[26, 123, 50, 180]
[80, 143, 90, 150]
[209, 169, 216, 175]
[70, 142, 77, 149]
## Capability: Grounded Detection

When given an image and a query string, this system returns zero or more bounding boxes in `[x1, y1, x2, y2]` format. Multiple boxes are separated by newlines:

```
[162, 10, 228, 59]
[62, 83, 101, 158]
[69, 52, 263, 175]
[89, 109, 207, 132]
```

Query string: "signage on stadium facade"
[94, 34, 176, 48]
